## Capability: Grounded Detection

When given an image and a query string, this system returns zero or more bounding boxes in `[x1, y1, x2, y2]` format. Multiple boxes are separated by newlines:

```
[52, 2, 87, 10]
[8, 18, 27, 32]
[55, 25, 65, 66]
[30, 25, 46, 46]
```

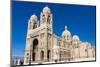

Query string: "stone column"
[44, 28, 48, 62]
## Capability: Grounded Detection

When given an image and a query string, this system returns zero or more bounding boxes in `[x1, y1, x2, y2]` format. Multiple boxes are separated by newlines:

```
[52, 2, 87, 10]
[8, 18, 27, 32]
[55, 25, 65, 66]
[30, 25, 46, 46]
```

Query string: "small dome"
[62, 26, 71, 36]
[43, 6, 51, 13]
[73, 35, 80, 41]
[85, 42, 91, 46]
[30, 14, 37, 21]
[87, 42, 91, 46]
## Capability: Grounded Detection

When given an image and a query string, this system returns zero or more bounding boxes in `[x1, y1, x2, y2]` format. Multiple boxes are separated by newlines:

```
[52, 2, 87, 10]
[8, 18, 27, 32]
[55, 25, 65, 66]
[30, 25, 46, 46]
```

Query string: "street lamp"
[29, 45, 32, 65]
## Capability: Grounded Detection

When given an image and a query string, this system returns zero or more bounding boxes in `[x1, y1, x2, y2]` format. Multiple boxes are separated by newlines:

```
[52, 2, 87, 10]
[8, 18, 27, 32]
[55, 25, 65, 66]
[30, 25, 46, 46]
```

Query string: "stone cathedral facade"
[24, 6, 95, 65]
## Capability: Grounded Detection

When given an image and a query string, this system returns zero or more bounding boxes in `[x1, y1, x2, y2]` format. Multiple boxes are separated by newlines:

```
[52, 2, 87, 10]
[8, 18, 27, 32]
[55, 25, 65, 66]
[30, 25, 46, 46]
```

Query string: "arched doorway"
[40, 51, 44, 60]
[47, 50, 51, 61]
[32, 39, 38, 61]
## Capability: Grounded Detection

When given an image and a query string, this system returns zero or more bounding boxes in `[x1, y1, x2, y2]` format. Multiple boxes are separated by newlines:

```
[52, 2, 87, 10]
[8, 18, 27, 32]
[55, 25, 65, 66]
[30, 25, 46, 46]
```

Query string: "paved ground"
[12, 57, 95, 67]
[29, 57, 95, 64]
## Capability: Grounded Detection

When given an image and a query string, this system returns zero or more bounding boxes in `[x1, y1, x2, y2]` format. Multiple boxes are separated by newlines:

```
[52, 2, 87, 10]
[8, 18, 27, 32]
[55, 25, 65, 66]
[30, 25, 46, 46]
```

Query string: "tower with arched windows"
[24, 6, 53, 64]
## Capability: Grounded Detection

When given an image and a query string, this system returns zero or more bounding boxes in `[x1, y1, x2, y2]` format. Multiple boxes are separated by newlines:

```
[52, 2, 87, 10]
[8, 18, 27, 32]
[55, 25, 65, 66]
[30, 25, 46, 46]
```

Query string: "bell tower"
[24, 6, 53, 64]
[40, 6, 53, 33]
[28, 14, 38, 30]
[39, 6, 53, 61]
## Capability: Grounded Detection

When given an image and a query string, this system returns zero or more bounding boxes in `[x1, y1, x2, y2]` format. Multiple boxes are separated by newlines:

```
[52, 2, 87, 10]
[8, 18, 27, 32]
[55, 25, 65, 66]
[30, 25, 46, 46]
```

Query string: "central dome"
[43, 6, 51, 13]
[62, 26, 71, 36]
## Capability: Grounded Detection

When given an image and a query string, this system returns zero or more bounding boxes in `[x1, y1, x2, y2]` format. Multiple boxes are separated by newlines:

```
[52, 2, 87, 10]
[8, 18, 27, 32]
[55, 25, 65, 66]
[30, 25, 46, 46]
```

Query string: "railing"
[11, 56, 24, 66]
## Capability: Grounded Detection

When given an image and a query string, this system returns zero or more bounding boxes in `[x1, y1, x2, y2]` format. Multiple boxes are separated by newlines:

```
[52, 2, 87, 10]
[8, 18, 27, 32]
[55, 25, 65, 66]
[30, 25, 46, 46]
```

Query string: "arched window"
[33, 22, 37, 29]
[47, 15, 51, 24]
[33, 39, 38, 50]
[42, 14, 46, 23]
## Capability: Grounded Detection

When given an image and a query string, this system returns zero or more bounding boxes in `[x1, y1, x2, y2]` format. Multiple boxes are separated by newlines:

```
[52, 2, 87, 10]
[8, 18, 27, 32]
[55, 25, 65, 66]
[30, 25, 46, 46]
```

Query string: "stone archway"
[32, 39, 38, 61]
[47, 50, 51, 61]
[40, 51, 44, 60]
[32, 52, 35, 61]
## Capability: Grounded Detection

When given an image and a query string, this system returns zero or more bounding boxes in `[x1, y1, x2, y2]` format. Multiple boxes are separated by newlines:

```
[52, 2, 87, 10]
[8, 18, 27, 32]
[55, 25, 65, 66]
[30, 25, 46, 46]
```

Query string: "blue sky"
[12, 1, 96, 57]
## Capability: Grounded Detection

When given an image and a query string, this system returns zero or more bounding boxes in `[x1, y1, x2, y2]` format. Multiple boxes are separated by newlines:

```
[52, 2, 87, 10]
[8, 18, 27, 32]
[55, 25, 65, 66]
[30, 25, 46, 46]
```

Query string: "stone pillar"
[37, 35, 41, 63]
[44, 28, 48, 62]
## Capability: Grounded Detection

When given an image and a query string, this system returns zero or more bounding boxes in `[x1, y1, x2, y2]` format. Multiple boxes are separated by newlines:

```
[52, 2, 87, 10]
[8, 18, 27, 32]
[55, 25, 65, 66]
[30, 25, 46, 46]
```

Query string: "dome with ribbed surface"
[30, 14, 37, 21]
[43, 6, 51, 13]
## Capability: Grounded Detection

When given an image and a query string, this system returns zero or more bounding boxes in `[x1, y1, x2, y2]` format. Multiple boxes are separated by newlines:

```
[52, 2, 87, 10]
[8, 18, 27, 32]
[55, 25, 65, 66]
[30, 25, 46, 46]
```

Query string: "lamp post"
[29, 45, 32, 65]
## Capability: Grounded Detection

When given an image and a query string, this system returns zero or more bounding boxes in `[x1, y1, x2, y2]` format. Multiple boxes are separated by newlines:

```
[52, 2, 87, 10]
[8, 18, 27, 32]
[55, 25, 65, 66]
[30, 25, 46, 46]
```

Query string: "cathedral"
[24, 6, 95, 65]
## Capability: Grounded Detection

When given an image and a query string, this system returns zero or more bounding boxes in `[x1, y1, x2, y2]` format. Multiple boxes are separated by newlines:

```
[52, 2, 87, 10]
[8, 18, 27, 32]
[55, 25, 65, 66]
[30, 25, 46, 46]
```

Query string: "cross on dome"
[62, 25, 71, 36]
[65, 26, 67, 30]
